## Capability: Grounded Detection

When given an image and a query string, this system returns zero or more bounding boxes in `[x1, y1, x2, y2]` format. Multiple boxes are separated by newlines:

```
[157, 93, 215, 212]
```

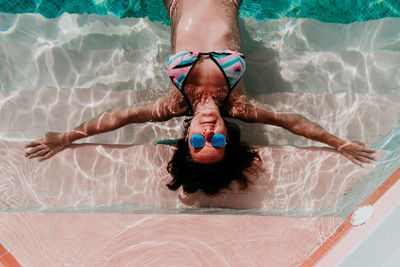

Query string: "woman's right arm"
[25, 86, 188, 161]
[228, 94, 376, 167]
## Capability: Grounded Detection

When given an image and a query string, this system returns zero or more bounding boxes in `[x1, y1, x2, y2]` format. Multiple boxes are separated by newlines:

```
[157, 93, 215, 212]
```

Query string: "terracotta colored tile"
[207, 240, 254, 267]
[0, 214, 8, 225]
[211, 215, 242, 241]
[0, 252, 21, 267]
[300, 259, 315, 267]
[308, 242, 333, 264]
[382, 168, 400, 187]
[2, 240, 17, 262]
[116, 234, 207, 266]
[170, 239, 224, 267]
[107, 214, 161, 248]
[329, 223, 352, 244]
[64, 240, 106, 265]
[79, 214, 110, 241]
[89, 255, 120, 267]
[252, 239, 281, 267]
[187, 215, 230, 243]
[159, 215, 189, 241]
[1, 214, 26, 241]
[279, 235, 319, 265]
[8, 239, 63, 267]
[53, 214, 81, 240]
[314, 217, 344, 242]
[240, 216, 270, 241]
[0, 246, 7, 258]
[117, 241, 175, 267]
[305, 221, 352, 265]
[24, 213, 55, 241]
[323, 239, 337, 250]
[362, 185, 391, 205]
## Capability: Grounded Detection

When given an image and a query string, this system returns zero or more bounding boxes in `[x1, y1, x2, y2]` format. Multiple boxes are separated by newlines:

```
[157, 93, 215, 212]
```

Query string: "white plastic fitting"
[350, 205, 374, 226]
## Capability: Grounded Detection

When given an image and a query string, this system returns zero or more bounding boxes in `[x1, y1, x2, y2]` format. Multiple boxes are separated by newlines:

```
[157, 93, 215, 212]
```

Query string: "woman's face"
[187, 109, 228, 163]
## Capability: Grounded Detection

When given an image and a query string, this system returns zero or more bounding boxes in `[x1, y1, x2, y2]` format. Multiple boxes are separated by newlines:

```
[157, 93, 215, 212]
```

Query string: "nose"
[202, 127, 214, 140]
[202, 127, 214, 134]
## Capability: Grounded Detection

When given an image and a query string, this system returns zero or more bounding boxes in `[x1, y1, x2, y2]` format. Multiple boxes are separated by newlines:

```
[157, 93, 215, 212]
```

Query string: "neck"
[193, 97, 220, 115]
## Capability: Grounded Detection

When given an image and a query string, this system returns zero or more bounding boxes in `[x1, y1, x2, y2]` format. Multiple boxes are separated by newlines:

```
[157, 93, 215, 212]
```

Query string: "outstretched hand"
[337, 141, 377, 167]
[24, 132, 70, 162]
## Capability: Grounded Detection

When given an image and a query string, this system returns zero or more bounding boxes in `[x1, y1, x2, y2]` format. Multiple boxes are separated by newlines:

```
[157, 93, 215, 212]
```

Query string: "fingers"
[360, 152, 377, 161]
[346, 155, 364, 168]
[38, 150, 57, 162]
[24, 141, 41, 148]
[355, 156, 375, 164]
[28, 148, 58, 162]
[25, 145, 44, 157]
[352, 141, 376, 153]
[342, 151, 376, 168]
[26, 148, 49, 159]
[362, 147, 376, 154]
[354, 141, 366, 146]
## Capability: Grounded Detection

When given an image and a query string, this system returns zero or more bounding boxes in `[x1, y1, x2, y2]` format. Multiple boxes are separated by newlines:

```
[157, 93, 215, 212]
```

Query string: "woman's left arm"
[25, 85, 188, 161]
[230, 97, 377, 166]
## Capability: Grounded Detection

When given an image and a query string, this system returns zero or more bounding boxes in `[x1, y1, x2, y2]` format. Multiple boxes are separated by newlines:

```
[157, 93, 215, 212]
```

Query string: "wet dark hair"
[167, 119, 261, 196]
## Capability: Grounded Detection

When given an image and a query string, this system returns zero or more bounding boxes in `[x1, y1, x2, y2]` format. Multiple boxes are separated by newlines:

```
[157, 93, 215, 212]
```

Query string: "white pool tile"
[334, 200, 400, 267]
[338, 255, 362, 267]
[347, 236, 391, 267]
[382, 248, 400, 267]
[370, 203, 400, 253]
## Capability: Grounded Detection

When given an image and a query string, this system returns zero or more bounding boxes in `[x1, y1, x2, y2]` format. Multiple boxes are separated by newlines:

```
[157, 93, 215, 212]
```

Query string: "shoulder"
[223, 84, 279, 124]
[161, 82, 190, 117]
[222, 82, 250, 119]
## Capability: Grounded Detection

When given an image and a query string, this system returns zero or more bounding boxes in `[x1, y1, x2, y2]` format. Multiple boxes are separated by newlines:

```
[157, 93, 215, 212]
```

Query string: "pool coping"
[0, 246, 20, 267]
[301, 167, 400, 266]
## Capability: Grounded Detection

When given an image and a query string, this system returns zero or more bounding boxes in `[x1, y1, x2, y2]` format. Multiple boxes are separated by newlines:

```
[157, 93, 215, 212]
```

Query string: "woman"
[24, 0, 376, 195]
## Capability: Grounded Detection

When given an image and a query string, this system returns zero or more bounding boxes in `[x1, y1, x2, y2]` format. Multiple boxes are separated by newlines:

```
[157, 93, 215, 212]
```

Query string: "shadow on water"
[221, 20, 293, 145]
[239, 19, 292, 95]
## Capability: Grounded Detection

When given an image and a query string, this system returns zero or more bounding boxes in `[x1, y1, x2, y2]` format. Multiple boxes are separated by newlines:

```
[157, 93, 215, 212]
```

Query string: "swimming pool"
[0, 0, 399, 266]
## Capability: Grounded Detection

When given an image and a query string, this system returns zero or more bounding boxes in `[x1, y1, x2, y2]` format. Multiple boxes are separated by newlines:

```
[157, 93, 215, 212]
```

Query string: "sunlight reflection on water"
[0, 13, 399, 217]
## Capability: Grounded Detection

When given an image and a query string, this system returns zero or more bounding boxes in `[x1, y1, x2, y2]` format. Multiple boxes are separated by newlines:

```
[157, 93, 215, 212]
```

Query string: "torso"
[163, 0, 245, 115]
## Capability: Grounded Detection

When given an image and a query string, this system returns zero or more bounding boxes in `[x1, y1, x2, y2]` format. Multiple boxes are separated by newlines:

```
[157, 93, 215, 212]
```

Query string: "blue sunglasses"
[190, 133, 227, 148]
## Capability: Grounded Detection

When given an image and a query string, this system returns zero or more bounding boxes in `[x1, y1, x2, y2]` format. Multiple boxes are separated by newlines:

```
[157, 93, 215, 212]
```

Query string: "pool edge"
[0, 244, 21, 267]
[301, 167, 400, 266]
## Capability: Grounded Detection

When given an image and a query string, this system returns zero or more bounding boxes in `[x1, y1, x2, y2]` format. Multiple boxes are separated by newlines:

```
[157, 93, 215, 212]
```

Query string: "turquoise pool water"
[1, 0, 400, 24]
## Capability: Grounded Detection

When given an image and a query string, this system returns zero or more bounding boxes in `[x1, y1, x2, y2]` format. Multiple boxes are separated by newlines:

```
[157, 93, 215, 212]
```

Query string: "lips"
[200, 120, 217, 125]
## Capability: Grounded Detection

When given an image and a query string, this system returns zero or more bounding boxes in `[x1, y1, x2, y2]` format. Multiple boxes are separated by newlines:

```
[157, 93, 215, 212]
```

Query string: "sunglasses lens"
[211, 133, 226, 147]
[190, 134, 205, 148]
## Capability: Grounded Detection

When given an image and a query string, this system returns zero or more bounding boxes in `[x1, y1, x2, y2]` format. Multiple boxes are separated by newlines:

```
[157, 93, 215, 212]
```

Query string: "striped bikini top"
[165, 50, 246, 111]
